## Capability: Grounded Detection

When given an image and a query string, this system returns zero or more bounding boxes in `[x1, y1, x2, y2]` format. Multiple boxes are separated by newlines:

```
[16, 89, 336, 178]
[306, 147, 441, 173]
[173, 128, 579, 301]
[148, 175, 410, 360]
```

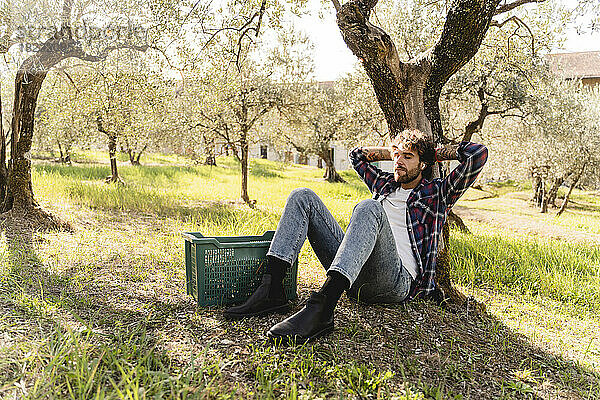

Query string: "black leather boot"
[267, 291, 334, 345]
[224, 274, 290, 319]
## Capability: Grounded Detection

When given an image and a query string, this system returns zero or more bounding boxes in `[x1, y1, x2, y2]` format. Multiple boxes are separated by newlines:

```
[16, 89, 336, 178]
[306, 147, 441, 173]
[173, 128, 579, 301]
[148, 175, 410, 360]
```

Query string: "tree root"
[105, 175, 125, 185]
[0, 203, 73, 233]
[447, 210, 471, 234]
[433, 283, 486, 314]
[242, 197, 257, 209]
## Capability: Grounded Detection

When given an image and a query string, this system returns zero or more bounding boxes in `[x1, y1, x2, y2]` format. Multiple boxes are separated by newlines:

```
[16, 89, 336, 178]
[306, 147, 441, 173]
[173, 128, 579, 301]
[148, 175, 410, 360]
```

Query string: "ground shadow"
[1, 223, 598, 399]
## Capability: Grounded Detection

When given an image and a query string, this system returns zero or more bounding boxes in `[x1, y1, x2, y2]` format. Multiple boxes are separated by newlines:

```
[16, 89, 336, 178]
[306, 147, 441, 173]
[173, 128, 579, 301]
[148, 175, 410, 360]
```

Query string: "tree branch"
[330, 0, 342, 12]
[336, 0, 409, 136]
[490, 15, 535, 54]
[495, 0, 546, 15]
[427, 0, 501, 95]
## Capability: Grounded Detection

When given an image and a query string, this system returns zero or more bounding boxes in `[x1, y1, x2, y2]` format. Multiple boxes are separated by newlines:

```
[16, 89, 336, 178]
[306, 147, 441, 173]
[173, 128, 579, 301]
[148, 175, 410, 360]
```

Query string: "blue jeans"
[267, 188, 413, 303]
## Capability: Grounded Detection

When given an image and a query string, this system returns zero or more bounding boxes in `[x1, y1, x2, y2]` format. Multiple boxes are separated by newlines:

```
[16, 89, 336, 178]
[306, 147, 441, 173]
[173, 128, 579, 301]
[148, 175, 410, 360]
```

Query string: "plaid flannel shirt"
[349, 142, 488, 300]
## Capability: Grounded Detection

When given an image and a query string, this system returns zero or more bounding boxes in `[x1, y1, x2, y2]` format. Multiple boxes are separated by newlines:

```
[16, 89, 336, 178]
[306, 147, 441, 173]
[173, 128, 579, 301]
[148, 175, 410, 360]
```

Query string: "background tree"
[193, 66, 285, 205]
[487, 78, 600, 215]
[0, 0, 208, 227]
[176, 1, 311, 205]
[277, 73, 385, 183]
[76, 55, 167, 182]
[35, 69, 93, 163]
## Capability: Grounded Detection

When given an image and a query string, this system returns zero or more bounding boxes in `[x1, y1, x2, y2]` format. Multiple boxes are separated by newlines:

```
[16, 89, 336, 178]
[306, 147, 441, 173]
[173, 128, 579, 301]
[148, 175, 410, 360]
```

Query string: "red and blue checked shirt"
[349, 142, 488, 300]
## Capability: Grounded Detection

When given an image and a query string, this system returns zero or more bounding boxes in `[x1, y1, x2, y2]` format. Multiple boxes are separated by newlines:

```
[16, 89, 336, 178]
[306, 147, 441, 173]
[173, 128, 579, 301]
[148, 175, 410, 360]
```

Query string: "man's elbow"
[348, 146, 363, 164]
[479, 145, 488, 164]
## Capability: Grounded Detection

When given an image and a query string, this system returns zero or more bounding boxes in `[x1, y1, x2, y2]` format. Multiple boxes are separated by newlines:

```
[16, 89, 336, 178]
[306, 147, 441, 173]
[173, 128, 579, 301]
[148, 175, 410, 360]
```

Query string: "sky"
[296, 0, 600, 81]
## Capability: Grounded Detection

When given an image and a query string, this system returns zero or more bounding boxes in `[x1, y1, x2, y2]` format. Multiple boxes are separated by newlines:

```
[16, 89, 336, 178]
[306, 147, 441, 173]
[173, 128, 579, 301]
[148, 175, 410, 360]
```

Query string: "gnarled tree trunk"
[1, 17, 146, 228]
[318, 147, 346, 183]
[1, 40, 71, 230]
[96, 116, 123, 184]
[0, 81, 7, 204]
[123, 136, 147, 166]
[336, 0, 502, 307]
[546, 171, 572, 209]
[57, 141, 72, 164]
[557, 162, 587, 217]
[239, 131, 255, 207]
[203, 134, 216, 166]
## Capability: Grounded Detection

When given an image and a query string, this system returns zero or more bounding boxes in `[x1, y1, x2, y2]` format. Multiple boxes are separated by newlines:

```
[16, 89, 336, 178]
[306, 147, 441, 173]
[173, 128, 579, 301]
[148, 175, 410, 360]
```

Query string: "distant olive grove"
[1, 0, 599, 224]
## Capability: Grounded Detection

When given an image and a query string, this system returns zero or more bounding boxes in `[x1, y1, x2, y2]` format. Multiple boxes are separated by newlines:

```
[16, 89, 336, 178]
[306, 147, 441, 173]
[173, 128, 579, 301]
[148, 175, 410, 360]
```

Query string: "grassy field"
[1, 154, 599, 399]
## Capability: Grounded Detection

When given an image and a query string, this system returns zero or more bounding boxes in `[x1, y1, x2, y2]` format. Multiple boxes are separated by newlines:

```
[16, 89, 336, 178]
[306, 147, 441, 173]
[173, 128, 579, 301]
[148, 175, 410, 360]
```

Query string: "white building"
[247, 142, 357, 172]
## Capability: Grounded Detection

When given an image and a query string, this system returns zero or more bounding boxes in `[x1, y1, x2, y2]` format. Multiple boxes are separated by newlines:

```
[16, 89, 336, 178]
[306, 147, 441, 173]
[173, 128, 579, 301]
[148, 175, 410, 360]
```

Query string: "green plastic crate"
[183, 231, 298, 306]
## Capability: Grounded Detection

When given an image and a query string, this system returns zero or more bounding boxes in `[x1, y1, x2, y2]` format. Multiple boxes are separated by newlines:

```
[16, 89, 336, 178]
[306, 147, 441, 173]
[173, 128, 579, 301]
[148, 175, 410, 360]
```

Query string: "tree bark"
[57, 141, 64, 163]
[135, 146, 145, 165]
[530, 168, 543, 207]
[123, 137, 145, 166]
[557, 163, 586, 217]
[463, 87, 489, 142]
[0, 81, 7, 204]
[239, 131, 254, 207]
[96, 115, 123, 184]
[336, 0, 500, 307]
[2, 70, 45, 213]
[1, 26, 79, 230]
[108, 137, 120, 183]
[56, 141, 71, 164]
[447, 209, 471, 233]
[203, 134, 216, 166]
[542, 174, 567, 212]
[319, 149, 346, 183]
[546, 171, 572, 208]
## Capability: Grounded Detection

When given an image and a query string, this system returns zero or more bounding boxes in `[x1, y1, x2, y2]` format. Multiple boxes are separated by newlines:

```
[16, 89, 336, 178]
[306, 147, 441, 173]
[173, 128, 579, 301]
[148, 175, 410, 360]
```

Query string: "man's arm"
[360, 147, 392, 162]
[349, 146, 394, 195]
[434, 144, 459, 162]
[438, 142, 488, 209]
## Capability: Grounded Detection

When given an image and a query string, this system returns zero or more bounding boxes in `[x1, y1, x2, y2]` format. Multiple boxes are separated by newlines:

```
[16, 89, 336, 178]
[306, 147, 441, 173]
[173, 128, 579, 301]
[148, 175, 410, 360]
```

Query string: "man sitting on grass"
[225, 129, 488, 344]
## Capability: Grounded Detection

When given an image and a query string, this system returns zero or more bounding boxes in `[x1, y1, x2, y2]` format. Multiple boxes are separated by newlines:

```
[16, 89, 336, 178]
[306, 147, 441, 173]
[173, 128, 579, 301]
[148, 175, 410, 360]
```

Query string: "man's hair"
[391, 129, 435, 165]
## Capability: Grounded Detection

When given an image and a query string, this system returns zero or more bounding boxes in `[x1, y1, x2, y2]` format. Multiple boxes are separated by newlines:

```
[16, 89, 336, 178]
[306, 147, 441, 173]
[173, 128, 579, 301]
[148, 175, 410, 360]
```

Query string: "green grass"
[1, 153, 600, 399]
[457, 185, 600, 235]
[450, 223, 600, 310]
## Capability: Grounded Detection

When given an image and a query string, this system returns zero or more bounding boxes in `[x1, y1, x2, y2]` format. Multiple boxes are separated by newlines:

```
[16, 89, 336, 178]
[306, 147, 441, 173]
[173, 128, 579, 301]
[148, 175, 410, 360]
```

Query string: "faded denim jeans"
[267, 187, 413, 303]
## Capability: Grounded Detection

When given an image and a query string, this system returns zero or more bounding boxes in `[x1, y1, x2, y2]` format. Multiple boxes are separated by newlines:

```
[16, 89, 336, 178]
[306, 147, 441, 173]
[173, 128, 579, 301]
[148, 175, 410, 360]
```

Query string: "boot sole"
[223, 303, 291, 320]
[267, 323, 334, 346]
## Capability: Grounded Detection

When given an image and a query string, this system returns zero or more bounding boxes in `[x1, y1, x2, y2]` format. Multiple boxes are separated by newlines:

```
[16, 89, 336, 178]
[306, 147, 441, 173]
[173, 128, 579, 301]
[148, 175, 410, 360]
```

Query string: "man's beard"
[395, 167, 421, 183]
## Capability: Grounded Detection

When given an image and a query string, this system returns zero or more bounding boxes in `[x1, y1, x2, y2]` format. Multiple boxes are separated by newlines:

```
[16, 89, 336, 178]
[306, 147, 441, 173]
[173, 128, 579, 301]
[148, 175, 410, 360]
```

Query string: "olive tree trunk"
[0, 38, 71, 229]
[557, 162, 587, 217]
[0, 81, 7, 204]
[96, 116, 124, 184]
[203, 133, 216, 166]
[0, 20, 146, 228]
[319, 148, 346, 183]
[238, 131, 255, 207]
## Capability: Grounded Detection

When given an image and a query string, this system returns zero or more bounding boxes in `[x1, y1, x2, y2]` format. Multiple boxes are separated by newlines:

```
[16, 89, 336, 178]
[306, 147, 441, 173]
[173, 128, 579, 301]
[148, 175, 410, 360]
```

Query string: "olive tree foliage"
[34, 70, 94, 163]
[486, 79, 600, 215]
[573, 0, 600, 33]
[0, 0, 210, 227]
[441, 1, 568, 143]
[74, 53, 170, 182]
[169, 0, 312, 206]
[267, 70, 386, 183]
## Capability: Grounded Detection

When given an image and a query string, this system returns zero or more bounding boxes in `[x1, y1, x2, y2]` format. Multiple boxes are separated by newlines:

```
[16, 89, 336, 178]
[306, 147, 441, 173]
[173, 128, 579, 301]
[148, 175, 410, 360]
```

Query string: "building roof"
[546, 51, 600, 79]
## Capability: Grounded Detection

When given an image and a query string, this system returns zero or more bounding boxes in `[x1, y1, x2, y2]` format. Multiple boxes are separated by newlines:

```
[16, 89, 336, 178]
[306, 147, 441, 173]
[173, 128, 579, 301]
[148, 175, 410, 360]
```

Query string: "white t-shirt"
[380, 187, 420, 280]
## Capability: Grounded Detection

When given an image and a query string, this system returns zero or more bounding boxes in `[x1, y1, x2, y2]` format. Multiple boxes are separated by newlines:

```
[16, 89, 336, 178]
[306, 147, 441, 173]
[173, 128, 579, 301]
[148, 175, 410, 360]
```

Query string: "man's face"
[391, 144, 422, 184]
